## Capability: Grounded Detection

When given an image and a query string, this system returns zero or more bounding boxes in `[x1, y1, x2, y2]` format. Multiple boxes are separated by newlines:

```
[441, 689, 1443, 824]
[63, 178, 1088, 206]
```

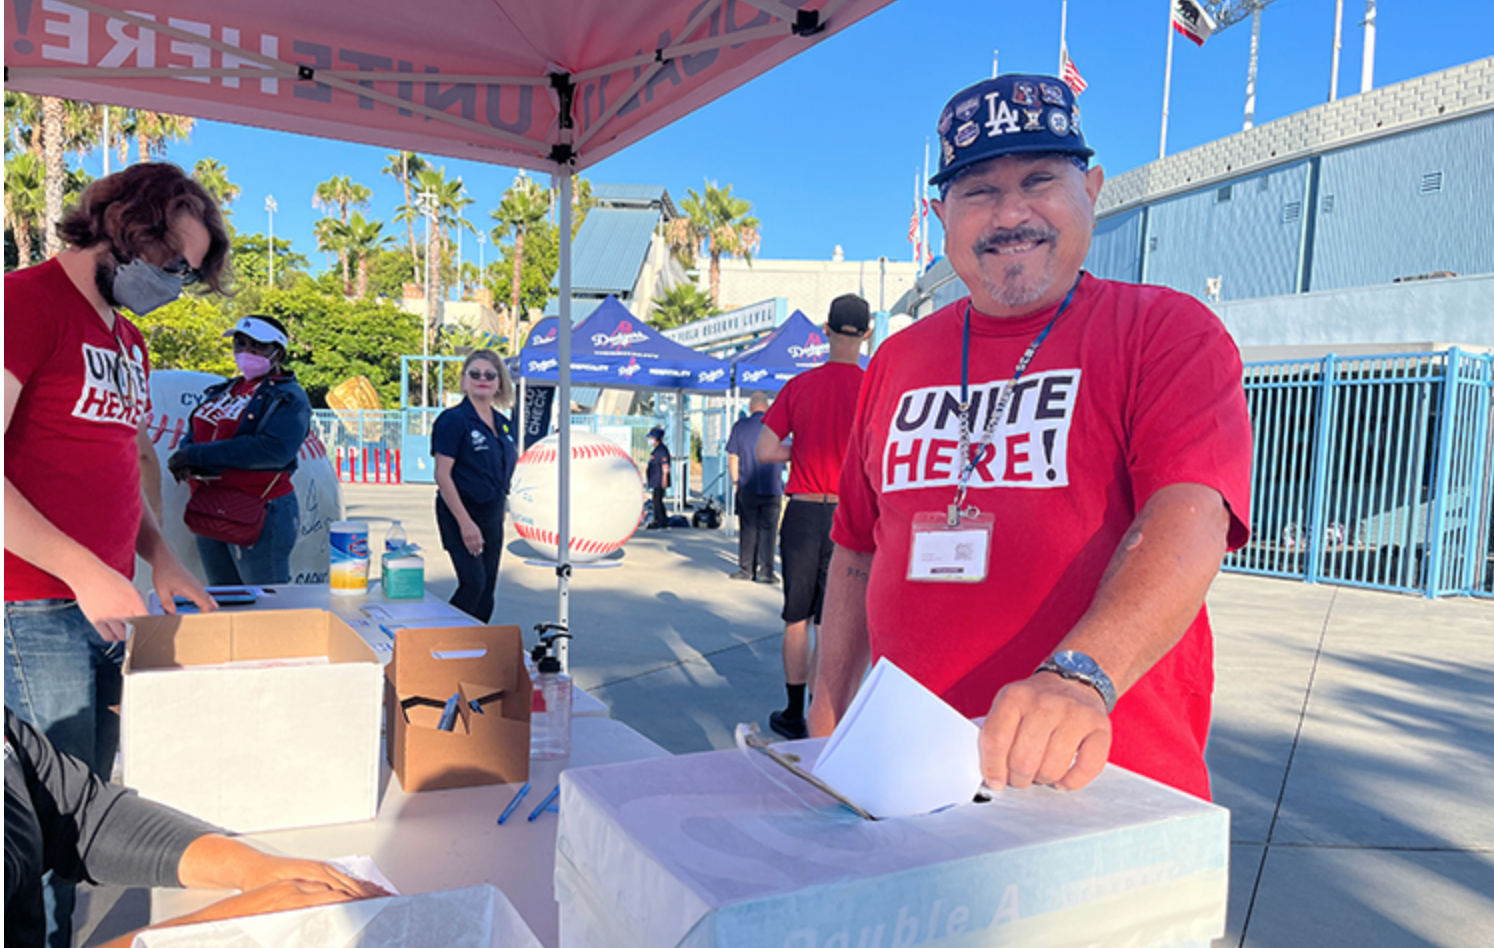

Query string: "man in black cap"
[756, 295, 870, 739]
[645, 425, 671, 529]
[810, 75, 1253, 799]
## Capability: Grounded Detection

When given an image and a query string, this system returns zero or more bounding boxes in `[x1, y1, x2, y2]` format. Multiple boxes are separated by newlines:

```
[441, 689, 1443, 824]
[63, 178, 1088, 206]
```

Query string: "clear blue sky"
[76, 0, 1491, 273]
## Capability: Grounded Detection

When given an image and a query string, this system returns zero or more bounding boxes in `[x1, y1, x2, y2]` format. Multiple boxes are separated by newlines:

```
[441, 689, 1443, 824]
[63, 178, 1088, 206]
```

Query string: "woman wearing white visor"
[167, 316, 312, 585]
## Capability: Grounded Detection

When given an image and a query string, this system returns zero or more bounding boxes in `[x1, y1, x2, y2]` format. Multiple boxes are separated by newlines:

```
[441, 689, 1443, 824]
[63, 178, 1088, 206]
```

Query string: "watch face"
[1054, 650, 1100, 676]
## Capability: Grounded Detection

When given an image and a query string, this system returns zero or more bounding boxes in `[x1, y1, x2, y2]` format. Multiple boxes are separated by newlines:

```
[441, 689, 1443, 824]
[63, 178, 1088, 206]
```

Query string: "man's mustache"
[974, 226, 1057, 254]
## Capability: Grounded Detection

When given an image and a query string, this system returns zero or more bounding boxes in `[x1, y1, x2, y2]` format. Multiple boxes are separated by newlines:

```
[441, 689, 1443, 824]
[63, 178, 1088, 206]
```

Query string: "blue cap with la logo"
[930, 74, 1092, 187]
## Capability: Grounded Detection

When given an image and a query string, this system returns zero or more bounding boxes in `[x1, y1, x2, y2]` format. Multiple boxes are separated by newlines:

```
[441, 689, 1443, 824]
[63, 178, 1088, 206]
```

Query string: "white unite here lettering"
[880, 369, 1080, 493]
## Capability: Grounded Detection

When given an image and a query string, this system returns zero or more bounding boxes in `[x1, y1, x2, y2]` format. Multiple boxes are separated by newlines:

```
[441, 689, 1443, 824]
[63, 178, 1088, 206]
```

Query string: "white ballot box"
[555, 742, 1227, 948]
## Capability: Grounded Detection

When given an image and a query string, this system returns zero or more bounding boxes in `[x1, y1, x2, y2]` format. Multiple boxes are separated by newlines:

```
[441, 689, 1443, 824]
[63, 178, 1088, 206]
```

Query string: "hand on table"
[152, 552, 216, 616]
[978, 672, 1112, 791]
[233, 853, 390, 900]
[460, 518, 484, 557]
[179, 878, 383, 927]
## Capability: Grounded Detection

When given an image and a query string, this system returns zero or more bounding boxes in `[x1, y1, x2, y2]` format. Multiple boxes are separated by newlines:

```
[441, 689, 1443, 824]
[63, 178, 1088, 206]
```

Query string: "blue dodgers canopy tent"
[519, 296, 730, 393]
[730, 309, 869, 391]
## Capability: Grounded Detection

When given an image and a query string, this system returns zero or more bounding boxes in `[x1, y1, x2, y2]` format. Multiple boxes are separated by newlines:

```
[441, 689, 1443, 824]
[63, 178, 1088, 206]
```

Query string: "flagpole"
[921, 139, 931, 268]
[1329, 0, 1344, 101]
[1160, 0, 1176, 160]
[1243, 3, 1261, 130]
[1059, 0, 1069, 74]
[911, 169, 921, 266]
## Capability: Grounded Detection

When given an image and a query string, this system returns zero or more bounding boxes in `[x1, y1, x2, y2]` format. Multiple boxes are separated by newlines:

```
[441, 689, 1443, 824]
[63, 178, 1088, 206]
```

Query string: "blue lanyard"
[952, 274, 1082, 520]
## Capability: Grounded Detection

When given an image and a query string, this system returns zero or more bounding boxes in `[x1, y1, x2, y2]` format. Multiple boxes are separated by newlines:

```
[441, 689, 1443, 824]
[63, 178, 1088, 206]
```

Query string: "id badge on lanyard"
[908, 511, 993, 582]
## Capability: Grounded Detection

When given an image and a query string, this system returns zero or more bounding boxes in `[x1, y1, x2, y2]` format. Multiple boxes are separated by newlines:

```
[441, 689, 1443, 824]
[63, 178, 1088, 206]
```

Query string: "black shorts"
[779, 499, 837, 625]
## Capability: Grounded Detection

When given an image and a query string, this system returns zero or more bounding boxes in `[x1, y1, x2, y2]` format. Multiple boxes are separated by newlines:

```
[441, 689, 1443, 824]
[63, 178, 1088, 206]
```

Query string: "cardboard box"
[555, 743, 1228, 948]
[387, 624, 531, 792]
[122, 609, 383, 833]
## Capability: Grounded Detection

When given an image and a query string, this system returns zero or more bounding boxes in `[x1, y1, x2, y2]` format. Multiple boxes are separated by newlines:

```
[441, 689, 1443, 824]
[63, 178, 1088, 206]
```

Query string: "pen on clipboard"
[527, 785, 560, 821]
[497, 782, 530, 825]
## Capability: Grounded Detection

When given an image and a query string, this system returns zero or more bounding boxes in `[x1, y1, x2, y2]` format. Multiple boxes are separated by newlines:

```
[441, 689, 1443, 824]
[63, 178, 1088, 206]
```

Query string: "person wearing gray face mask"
[3, 161, 230, 948]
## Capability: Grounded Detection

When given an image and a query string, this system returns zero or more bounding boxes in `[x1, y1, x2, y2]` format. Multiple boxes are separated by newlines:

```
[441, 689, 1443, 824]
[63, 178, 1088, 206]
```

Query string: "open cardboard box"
[122, 609, 383, 833]
[387, 624, 531, 792]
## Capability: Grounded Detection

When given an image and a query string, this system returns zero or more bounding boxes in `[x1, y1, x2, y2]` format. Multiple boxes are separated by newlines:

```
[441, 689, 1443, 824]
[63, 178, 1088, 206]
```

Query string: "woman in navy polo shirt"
[431, 350, 518, 621]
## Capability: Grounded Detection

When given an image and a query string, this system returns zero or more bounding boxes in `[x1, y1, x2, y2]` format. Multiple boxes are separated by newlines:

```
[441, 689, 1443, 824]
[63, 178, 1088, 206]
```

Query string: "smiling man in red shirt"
[809, 75, 1253, 799]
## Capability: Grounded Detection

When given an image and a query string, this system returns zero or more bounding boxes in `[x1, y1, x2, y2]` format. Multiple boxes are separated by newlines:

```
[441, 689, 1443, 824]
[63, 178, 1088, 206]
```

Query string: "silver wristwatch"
[1036, 650, 1117, 713]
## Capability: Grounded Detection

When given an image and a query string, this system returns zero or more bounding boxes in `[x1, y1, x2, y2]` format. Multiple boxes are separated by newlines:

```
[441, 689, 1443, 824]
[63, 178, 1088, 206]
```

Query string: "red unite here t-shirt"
[831, 277, 1253, 798]
[762, 362, 864, 496]
[5, 259, 152, 601]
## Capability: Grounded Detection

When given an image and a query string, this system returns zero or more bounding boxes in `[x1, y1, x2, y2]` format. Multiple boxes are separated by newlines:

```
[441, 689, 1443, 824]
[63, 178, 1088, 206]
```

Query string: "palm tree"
[667, 181, 761, 307]
[313, 175, 372, 290]
[4, 151, 46, 268]
[313, 217, 347, 292]
[131, 110, 195, 162]
[192, 158, 240, 216]
[40, 96, 67, 257]
[650, 283, 720, 329]
[336, 212, 392, 300]
[382, 151, 428, 282]
[409, 167, 476, 309]
[490, 174, 549, 336]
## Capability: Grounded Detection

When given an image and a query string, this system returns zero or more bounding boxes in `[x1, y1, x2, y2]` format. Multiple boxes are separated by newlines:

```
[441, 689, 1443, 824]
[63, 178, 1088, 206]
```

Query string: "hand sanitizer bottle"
[530, 652, 572, 759]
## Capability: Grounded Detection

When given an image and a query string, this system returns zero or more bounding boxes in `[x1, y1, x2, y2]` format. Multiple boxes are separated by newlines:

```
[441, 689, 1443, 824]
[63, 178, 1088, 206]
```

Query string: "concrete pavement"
[78, 482, 1494, 946]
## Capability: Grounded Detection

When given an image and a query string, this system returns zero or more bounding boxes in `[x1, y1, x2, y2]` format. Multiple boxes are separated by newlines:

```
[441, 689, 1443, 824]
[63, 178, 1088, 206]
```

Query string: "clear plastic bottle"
[530, 654, 572, 759]
[381, 520, 408, 581]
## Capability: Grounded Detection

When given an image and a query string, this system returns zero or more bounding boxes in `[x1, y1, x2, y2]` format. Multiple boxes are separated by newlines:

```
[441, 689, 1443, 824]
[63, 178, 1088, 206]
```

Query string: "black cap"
[931, 74, 1092, 188]
[827, 294, 870, 335]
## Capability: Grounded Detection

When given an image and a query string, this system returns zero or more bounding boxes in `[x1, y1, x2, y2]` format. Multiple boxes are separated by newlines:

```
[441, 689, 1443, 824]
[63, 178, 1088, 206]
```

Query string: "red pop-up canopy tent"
[5, 0, 898, 666]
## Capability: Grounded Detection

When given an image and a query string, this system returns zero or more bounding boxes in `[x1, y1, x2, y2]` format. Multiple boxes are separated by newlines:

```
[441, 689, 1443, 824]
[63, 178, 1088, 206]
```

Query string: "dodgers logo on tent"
[593, 320, 649, 349]
[533, 326, 558, 346]
[697, 367, 726, 384]
[618, 357, 643, 379]
[788, 332, 830, 361]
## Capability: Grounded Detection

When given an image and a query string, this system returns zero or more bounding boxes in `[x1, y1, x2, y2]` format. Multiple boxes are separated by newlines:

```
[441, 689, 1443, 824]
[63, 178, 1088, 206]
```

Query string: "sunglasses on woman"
[467, 369, 499, 382]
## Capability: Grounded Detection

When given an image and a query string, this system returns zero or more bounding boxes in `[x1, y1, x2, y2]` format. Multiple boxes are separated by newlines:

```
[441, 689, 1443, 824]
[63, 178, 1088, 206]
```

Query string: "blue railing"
[1224, 349, 1493, 599]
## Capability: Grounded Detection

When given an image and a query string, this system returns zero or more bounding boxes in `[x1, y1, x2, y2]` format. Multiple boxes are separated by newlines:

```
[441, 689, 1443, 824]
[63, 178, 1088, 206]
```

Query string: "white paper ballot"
[810, 658, 983, 818]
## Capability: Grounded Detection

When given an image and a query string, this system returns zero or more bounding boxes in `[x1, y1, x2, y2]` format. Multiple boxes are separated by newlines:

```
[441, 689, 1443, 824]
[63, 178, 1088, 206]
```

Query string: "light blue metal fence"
[1224, 348, 1494, 599]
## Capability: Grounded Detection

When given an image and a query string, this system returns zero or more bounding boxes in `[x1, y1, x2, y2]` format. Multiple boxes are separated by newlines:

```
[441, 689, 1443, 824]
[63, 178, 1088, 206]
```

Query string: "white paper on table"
[328, 855, 400, 896]
[361, 602, 468, 622]
[810, 657, 983, 819]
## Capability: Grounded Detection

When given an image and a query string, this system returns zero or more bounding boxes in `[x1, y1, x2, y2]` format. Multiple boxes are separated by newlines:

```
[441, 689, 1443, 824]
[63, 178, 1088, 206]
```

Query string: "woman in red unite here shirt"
[167, 316, 312, 585]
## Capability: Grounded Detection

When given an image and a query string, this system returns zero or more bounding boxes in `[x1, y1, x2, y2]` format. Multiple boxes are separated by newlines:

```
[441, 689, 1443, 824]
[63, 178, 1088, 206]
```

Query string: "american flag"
[1061, 52, 1087, 95]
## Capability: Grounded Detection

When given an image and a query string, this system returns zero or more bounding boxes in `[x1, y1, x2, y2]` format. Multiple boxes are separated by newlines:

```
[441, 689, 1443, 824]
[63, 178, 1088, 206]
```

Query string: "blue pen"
[497, 782, 530, 825]
[378, 624, 397, 640]
[527, 785, 560, 821]
[436, 692, 462, 731]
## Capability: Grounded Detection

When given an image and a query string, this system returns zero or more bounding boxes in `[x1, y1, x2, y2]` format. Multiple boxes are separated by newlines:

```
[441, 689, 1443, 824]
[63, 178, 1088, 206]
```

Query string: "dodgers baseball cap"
[930, 74, 1093, 188]
[224, 315, 288, 348]
[827, 294, 870, 335]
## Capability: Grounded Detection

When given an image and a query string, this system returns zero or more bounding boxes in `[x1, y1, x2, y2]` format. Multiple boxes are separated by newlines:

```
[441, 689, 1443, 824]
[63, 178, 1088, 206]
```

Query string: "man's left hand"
[165, 450, 193, 482]
[979, 672, 1111, 791]
[152, 553, 216, 615]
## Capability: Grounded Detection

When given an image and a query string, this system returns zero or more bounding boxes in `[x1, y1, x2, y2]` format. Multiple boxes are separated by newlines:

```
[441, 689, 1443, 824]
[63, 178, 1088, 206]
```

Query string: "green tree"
[364, 248, 419, 301]
[132, 295, 238, 377]
[490, 173, 549, 341]
[253, 285, 423, 408]
[334, 211, 392, 300]
[382, 151, 428, 283]
[313, 174, 372, 291]
[4, 151, 46, 269]
[667, 181, 761, 307]
[487, 219, 559, 320]
[650, 283, 721, 329]
[228, 232, 309, 301]
[192, 158, 240, 218]
[130, 110, 195, 163]
[405, 167, 475, 310]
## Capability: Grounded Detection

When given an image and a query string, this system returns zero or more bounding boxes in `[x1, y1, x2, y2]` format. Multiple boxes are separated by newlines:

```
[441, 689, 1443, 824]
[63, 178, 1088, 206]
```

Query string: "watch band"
[1036, 650, 1118, 713]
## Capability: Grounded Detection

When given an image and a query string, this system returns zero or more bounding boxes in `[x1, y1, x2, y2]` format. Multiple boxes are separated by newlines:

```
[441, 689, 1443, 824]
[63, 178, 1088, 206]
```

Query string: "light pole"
[416, 188, 439, 407]
[476, 231, 487, 315]
[265, 195, 278, 288]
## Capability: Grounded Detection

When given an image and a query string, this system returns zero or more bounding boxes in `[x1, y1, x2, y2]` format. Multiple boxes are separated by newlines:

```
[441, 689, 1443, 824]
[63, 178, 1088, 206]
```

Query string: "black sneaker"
[728, 570, 753, 581]
[769, 710, 808, 740]
[754, 573, 780, 585]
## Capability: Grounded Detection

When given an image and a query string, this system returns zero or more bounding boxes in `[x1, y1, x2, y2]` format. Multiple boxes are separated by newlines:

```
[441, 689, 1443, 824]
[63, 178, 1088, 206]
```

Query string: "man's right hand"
[74, 567, 149, 641]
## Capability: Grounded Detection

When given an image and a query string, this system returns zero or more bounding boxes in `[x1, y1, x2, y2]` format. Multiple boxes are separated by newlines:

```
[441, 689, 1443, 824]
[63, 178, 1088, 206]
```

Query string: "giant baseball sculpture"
[135, 370, 342, 592]
[508, 431, 645, 562]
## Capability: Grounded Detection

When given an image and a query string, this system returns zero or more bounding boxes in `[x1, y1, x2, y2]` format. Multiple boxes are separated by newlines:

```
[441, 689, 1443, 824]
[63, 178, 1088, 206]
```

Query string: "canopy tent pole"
[725, 386, 737, 538]
[555, 169, 574, 673]
[675, 391, 687, 515]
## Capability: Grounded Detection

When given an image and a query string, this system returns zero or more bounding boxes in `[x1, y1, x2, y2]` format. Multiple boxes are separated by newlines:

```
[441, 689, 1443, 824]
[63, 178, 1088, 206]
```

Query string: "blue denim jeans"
[195, 491, 300, 585]
[5, 597, 127, 948]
